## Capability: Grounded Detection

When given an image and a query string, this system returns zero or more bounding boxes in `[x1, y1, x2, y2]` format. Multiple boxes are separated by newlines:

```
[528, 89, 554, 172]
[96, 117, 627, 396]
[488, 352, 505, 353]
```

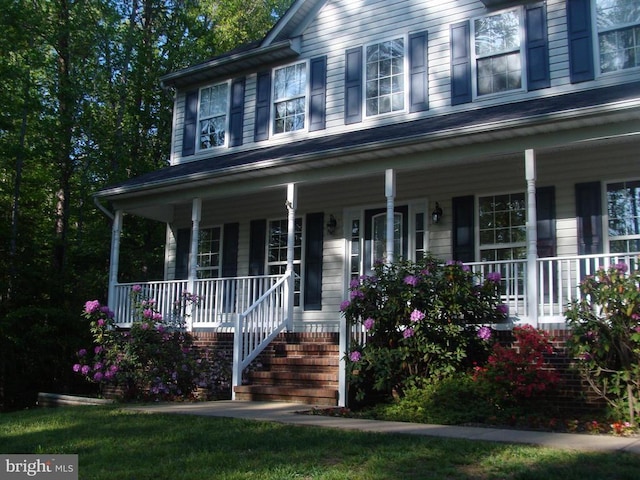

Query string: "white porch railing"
[467, 252, 640, 325]
[231, 271, 292, 398]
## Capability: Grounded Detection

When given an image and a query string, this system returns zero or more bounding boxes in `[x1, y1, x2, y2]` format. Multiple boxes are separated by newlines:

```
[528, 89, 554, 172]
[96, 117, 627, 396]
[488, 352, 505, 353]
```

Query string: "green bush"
[565, 262, 640, 426]
[342, 257, 507, 403]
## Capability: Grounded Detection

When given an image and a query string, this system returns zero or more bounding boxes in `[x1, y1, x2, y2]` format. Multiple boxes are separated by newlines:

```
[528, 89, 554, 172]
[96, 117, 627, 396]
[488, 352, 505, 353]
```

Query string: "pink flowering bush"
[565, 262, 640, 427]
[343, 256, 507, 403]
[73, 288, 230, 401]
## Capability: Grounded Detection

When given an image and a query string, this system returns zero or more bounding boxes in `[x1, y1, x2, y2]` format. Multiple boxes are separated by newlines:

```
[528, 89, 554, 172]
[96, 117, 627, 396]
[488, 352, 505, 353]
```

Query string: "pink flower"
[77, 348, 87, 357]
[496, 304, 508, 315]
[143, 309, 154, 318]
[97, 319, 105, 327]
[81, 365, 90, 376]
[477, 326, 492, 340]
[486, 272, 501, 283]
[404, 275, 419, 286]
[340, 300, 350, 311]
[132, 284, 142, 292]
[72, 364, 81, 372]
[403, 327, 414, 338]
[410, 309, 425, 323]
[84, 300, 101, 314]
[349, 351, 362, 362]
[363, 318, 375, 330]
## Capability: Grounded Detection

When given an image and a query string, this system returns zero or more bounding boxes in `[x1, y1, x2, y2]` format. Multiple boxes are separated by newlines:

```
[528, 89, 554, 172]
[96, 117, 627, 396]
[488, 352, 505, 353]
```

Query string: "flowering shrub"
[342, 257, 508, 402]
[473, 325, 560, 409]
[73, 289, 230, 401]
[565, 262, 640, 427]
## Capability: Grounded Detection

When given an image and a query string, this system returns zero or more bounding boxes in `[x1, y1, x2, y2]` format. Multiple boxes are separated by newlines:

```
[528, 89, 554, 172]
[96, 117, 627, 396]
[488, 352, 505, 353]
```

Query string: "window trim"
[471, 6, 527, 99]
[196, 225, 223, 279]
[363, 34, 409, 119]
[477, 190, 527, 261]
[604, 178, 640, 254]
[271, 59, 310, 136]
[196, 81, 231, 152]
[592, 0, 640, 76]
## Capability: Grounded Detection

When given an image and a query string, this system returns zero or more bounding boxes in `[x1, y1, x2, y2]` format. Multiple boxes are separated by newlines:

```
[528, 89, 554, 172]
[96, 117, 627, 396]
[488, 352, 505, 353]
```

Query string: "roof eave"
[160, 38, 301, 89]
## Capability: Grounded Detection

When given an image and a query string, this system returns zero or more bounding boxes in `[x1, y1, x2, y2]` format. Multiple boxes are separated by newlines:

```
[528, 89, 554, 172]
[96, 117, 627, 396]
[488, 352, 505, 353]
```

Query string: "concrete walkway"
[127, 400, 640, 454]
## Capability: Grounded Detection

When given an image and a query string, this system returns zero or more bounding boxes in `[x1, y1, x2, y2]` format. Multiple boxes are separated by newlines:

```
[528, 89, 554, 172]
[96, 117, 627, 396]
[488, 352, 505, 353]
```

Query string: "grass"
[1, 405, 640, 480]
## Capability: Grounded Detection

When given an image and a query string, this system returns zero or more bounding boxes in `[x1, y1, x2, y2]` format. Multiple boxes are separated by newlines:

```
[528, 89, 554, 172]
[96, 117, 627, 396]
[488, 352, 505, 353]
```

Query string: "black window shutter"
[450, 21, 472, 105]
[575, 182, 603, 254]
[536, 186, 556, 257]
[229, 78, 245, 147]
[254, 71, 271, 142]
[566, 0, 595, 83]
[175, 228, 191, 280]
[452, 196, 475, 262]
[309, 56, 327, 132]
[409, 30, 429, 113]
[222, 223, 239, 278]
[344, 46, 363, 124]
[526, 2, 550, 91]
[304, 213, 324, 311]
[182, 90, 198, 156]
[249, 219, 267, 275]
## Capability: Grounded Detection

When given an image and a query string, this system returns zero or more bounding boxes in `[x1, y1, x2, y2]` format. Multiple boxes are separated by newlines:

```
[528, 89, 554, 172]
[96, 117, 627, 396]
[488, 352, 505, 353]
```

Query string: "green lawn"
[1, 406, 639, 480]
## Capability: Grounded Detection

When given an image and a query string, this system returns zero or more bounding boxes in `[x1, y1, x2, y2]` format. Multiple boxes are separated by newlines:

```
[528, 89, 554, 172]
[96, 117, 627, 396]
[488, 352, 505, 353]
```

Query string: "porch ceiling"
[97, 82, 640, 219]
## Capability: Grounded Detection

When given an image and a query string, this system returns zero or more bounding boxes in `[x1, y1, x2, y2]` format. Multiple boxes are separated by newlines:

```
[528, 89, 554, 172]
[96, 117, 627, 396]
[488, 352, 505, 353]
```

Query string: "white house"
[95, 0, 640, 406]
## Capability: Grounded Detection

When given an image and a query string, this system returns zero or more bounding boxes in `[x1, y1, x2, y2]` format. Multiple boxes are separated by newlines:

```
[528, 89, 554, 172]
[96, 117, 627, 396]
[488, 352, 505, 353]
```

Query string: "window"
[473, 8, 523, 96]
[366, 38, 405, 116]
[273, 62, 307, 134]
[268, 218, 302, 305]
[198, 83, 229, 150]
[596, 0, 640, 73]
[479, 193, 526, 261]
[607, 180, 640, 252]
[196, 227, 222, 279]
[372, 212, 403, 265]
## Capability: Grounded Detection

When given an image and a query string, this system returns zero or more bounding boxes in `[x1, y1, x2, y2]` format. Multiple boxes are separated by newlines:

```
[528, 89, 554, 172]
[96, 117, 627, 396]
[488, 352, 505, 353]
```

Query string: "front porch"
[108, 251, 640, 406]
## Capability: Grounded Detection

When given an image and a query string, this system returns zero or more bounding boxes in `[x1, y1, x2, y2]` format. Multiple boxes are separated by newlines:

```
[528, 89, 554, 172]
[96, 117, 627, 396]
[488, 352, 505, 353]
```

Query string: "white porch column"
[525, 149, 539, 327]
[107, 209, 123, 314]
[286, 183, 297, 331]
[385, 169, 396, 264]
[188, 198, 202, 330]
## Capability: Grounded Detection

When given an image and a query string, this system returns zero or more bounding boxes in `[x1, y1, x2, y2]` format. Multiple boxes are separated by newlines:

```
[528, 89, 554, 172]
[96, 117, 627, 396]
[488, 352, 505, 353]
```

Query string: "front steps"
[233, 333, 340, 406]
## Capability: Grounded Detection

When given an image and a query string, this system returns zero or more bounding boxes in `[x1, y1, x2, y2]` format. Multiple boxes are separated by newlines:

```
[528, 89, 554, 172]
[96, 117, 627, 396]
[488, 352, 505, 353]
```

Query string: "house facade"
[95, 0, 640, 405]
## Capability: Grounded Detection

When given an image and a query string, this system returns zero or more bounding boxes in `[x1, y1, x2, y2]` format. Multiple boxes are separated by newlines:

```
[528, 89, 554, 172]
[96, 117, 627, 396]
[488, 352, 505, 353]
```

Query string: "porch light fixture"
[326, 214, 337, 235]
[432, 203, 443, 224]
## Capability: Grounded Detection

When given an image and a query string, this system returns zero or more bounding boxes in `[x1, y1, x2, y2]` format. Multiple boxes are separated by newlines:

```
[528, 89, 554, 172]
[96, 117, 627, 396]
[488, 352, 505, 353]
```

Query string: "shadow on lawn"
[1, 406, 639, 480]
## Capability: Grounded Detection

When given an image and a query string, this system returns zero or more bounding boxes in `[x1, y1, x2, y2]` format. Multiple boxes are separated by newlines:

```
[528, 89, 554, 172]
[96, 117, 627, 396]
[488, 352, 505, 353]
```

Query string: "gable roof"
[96, 81, 640, 201]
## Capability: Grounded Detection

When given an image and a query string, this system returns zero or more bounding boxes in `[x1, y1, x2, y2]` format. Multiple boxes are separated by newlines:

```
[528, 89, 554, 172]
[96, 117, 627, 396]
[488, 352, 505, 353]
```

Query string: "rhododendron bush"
[342, 257, 508, 402]
[73, 289, 229, 401]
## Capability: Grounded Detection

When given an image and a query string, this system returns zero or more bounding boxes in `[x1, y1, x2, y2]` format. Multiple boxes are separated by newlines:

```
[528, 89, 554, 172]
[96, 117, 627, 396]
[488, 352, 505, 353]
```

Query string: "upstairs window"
[366, 38, 406, 116]
[473, 8, 524, 96]
[198, 83, 229, 150]
[273, 62, 307, 134]
[596, 0, 640, 73]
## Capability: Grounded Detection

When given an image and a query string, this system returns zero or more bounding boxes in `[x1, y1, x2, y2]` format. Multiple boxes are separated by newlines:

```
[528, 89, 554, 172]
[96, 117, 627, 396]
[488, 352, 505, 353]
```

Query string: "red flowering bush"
[474, 325, 560, 408]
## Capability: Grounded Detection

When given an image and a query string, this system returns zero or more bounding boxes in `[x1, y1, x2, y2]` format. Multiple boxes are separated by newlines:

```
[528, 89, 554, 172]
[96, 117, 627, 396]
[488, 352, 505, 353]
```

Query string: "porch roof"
[96, 81, 640, 203]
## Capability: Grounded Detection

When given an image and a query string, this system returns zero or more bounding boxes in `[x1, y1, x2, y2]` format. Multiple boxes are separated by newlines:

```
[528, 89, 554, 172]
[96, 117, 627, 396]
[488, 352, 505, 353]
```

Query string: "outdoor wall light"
[432, 203, 443, 224]
[326, 214, 337, 235]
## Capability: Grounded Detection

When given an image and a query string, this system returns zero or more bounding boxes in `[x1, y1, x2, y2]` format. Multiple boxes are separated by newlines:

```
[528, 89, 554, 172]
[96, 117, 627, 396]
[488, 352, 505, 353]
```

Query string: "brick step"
[271, 333, 339, 345]
[249, 370, 338, 388]
[234, 385, 338, 406]
[270, 343, 340, 356]
[263, 356, 340, 368]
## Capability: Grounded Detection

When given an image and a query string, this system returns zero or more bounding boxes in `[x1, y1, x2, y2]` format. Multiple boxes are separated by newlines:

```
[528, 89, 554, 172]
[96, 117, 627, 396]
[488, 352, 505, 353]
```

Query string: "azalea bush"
[473, 325, 560, 411]
[73, 288, 230, 401]
[342, 257, 508, 403]
[565, 262, 640, 427]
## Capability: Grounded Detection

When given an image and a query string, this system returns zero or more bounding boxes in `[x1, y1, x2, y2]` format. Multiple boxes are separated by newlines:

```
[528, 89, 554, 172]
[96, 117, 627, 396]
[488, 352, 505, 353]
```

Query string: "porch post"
[107, 209, 123, 315]
[525, 149, 538, 327]
[385, 169, 396, 264]
[286, 183, 297, 331]
[188, 198, 202, 331]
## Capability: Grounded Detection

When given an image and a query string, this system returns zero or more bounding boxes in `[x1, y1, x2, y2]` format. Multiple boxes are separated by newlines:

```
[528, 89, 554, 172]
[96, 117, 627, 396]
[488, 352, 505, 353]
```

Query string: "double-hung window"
[473, 8, 524, 96]
[365, 38, 406, 116]
[198, 83, 229, 150]
[268, 218, 303, 305]
[273, 62, 307, 134]
[478, 193, 527, 261]
[607, 180, 640, 253]
[196, 227, 222, 279]
[596, 0, 640, 73]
